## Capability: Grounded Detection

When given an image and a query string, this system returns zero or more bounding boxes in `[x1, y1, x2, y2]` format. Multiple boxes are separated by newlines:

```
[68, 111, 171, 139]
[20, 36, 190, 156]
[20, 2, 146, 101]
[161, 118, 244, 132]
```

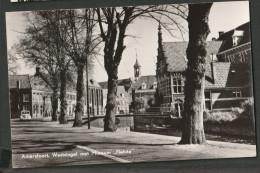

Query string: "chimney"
[17, 80, 20, 89]
[35, 67, 40, 76]
[218, 31, 224, 37]
[212, 37, 216, 41]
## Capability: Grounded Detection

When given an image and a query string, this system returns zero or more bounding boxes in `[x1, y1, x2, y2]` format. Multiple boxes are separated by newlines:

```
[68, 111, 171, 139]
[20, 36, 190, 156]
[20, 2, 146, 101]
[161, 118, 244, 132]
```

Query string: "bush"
[240, 98, 254, 119]
[231, 107, 243, 116]
[204, 98, 255, 126]
[204, 111, 237, 123]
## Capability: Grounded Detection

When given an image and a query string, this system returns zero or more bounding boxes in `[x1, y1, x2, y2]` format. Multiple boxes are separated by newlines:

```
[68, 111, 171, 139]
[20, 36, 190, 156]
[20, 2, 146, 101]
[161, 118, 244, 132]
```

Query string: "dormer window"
[141, 82, 146, 90]
[232, 30, 244, 46]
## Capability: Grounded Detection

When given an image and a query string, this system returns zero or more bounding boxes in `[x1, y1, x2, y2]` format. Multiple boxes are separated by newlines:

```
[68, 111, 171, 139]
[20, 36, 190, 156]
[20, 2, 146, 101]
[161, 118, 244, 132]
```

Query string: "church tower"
[134, 55, 141, 80]
[157, 22, 165, 62]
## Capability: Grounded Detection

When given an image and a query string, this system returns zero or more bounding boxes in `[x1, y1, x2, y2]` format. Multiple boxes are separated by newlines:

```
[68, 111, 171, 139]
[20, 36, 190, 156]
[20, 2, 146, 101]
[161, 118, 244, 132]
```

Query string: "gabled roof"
[9, 75, 31, 89]
[134, 75, 157, 90]
[163, 41, 223, 72]
[217, 22, 250, 53]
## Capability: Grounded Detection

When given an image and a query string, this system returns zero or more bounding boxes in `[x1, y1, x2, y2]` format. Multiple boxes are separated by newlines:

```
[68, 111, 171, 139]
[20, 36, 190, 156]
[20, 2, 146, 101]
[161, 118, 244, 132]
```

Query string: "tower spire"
[158, 22, 165, 60]
[134, 50, 141, 79]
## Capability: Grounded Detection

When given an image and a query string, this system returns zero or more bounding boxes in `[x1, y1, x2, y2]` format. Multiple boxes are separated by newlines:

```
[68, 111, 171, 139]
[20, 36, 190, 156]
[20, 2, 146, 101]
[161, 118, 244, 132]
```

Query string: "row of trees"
[12, 3, 213, 144]
[15, 10, 97, 126]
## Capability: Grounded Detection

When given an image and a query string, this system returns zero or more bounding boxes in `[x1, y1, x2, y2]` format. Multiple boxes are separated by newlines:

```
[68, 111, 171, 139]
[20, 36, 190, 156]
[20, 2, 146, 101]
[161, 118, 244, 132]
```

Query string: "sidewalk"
[11, 121, 257, 168]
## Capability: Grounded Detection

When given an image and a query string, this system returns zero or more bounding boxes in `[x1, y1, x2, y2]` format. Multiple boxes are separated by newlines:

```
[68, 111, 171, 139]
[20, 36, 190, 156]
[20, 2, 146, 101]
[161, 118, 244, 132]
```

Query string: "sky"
[5, 1, 250, 82]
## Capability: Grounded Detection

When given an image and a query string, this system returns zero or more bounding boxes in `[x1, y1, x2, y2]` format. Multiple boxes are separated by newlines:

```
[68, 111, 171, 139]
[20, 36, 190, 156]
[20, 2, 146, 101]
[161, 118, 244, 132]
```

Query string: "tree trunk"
[59, 69, 68, 124]
[73, 62, 85, 127]
[104, 71, 118, 132]
[51, 88, 58, 121]
[179, 3, 212, 144]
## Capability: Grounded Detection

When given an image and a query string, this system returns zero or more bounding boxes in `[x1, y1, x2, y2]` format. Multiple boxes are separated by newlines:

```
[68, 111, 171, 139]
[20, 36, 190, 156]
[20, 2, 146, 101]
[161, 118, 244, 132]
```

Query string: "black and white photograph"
[5, 0, 256, 168]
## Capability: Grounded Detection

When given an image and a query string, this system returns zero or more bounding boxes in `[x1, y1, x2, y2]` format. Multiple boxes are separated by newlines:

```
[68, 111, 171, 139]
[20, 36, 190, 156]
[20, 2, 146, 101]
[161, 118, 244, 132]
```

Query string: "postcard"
[5, 1, 256, 168]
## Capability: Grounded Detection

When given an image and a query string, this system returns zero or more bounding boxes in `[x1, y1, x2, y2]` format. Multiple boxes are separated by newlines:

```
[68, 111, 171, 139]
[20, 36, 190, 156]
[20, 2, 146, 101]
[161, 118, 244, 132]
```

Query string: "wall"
[204, 121, 255, 137]
[89, 116, 134, 130]
[133, 116, 255, 138]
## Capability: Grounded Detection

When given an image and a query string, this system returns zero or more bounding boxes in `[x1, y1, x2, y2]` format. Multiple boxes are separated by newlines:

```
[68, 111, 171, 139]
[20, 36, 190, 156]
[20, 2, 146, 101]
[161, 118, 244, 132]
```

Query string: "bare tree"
[15, 11, 74, 122]
[7, 49, 20, 75]
[63, 9, 97, 127]
[46, 10, 74, 124]
[179, 3, 213, 144]
[96, 5, 187, 131]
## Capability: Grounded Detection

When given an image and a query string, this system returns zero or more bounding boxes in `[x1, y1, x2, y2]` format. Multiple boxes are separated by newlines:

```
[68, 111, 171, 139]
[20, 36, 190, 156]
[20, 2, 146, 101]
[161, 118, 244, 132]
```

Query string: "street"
[11, 120, 256, 168]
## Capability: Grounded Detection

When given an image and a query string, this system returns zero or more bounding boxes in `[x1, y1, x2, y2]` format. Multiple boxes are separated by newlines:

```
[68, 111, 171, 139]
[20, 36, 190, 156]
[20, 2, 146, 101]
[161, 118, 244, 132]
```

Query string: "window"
[141, 82, 146, 90]
[40, 105, 43, 115]
[233, 90, 241, 98]
[172, 77, 183, 94]
[33, 104, 38, 114]
[23, 105, 29, 111]
[23, 94, 30, 102]
[205, 101, 211, 110]
[205, 92, 210, 99]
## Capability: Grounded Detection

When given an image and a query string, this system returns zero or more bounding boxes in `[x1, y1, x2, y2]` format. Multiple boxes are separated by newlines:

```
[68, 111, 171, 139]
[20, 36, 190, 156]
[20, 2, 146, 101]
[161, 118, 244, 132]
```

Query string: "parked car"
[20, 110, 31, 120]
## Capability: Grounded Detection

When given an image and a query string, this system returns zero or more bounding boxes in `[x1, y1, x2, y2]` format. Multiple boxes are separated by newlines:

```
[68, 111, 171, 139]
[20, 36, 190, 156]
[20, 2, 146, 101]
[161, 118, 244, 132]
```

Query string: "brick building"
[132, 59, 157, 103]
[99, 79, 132, 114]
[9, 75, 32, 119]
[99, 59, 158, 113]
[156, 22, 253, 116]
[9, 71, 104, 118]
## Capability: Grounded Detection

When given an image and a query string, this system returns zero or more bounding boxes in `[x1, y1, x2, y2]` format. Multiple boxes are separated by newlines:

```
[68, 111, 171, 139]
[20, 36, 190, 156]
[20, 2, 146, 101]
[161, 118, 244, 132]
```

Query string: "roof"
[163, 41, 223, 72]
[31, 74, 77, 92]
[30, 75, 52, 92]
[134, 75, 157, 90]
[205, 62, 251, 89]
[162, 39, 249, 89]
[217, 22, 250, 53]
[99, 75, 157, 91]
[99, 78, 133, 90]
[9, 75, 31, 89]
